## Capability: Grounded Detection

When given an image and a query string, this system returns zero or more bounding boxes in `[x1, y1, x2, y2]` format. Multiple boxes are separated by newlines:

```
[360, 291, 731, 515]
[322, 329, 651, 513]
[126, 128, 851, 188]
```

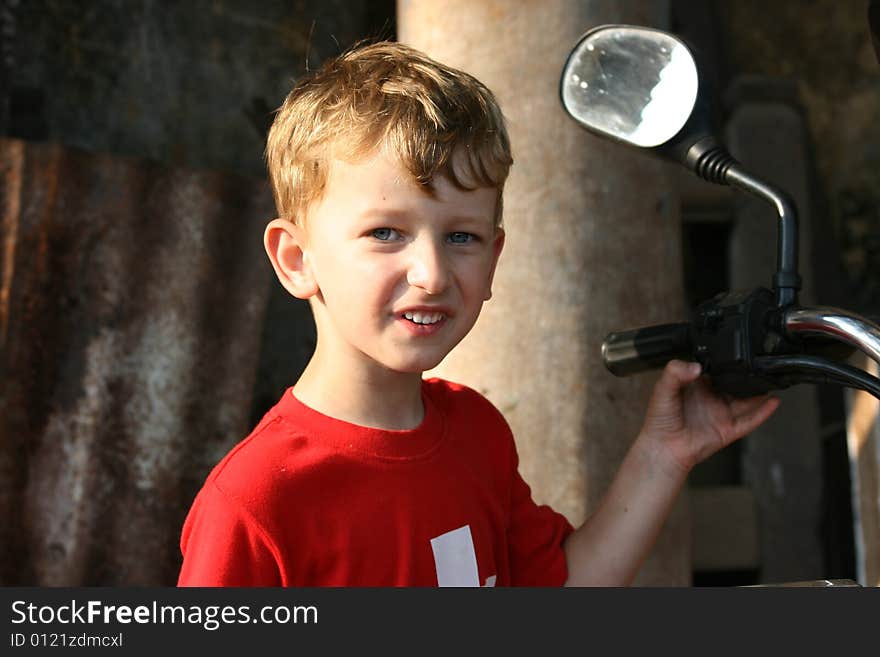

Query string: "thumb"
[655, 360, 702, 398]
[646, 360, 702, 422]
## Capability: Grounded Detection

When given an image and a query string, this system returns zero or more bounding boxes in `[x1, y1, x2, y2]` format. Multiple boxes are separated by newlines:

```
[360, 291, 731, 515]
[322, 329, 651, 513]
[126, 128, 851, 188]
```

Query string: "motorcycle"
[559, 23, 880, 403]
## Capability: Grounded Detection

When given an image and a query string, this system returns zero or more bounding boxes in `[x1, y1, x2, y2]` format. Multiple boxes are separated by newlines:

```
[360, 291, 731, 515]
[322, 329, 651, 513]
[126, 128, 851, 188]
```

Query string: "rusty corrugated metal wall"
[0, 137, 274, 585]
[0, 0, 393, 587]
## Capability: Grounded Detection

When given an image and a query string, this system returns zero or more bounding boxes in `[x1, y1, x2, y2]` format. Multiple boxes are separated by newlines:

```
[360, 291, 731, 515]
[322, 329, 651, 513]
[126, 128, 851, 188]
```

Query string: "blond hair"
[265, 40, 512, 226]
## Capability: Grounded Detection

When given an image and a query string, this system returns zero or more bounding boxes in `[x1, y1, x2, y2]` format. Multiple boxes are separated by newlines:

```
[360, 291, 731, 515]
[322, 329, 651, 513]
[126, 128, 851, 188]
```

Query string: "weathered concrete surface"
[0, 137, 273, 585]
[724, 87, 826, 583]
[400, 0, 690, 585]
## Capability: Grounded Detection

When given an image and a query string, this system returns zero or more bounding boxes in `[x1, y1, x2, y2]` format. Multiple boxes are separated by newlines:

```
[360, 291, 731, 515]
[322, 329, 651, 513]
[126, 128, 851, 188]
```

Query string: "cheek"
[312, 241, 365, 283]
[356, 256, 403, 290]
[322, 251, 403, 305]
[458, 257, 495, 295]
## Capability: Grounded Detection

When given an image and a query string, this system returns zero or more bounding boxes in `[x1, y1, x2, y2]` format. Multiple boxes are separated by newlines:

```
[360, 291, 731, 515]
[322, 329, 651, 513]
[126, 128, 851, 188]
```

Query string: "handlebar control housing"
[692, 287, 789, 397]
[601, 287, 815, 398]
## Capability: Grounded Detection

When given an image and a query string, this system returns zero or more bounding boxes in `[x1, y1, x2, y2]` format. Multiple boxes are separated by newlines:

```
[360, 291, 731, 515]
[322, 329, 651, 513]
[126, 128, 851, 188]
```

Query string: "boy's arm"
[562, 360, 780, 586]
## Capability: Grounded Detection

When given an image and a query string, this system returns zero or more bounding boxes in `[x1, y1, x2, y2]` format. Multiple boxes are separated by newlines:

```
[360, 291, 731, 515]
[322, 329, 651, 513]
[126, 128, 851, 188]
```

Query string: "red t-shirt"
[178, 378, 573, 586]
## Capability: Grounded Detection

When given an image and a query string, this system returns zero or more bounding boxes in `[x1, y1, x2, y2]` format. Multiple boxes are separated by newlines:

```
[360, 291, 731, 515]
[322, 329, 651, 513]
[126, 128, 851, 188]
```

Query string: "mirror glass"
[560, 26, 699, 148]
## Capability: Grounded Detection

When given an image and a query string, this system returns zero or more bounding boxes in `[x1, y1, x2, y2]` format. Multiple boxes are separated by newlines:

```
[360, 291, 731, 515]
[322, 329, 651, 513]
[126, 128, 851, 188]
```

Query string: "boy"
[177, 41, 779, 586]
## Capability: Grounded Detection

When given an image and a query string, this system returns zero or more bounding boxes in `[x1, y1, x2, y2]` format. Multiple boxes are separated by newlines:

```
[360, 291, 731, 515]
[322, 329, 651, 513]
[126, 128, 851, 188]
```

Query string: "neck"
[293, 342, 426, 431]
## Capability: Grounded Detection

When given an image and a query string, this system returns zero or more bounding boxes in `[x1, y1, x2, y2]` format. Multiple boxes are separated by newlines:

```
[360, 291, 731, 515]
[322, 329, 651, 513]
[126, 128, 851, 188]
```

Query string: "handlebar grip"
[602, 322, 694, 376]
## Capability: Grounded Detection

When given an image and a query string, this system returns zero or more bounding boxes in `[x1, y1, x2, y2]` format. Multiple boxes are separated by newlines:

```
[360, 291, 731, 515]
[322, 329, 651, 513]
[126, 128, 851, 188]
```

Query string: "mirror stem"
[685, 137, 801, 308]
[725, 166, 800, 308]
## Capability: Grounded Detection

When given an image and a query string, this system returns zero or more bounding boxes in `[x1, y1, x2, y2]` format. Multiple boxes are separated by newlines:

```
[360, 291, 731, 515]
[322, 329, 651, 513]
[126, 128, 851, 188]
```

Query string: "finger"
[729, 394, 773, 416]
[729, 396, 781, 440]
[655, 360, 702, 396]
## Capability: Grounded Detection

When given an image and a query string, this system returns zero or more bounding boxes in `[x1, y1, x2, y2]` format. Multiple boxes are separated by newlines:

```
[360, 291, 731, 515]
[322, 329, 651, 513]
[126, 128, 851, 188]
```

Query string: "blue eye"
[448, 232, 476, 244]
[371, 228, 400, 241]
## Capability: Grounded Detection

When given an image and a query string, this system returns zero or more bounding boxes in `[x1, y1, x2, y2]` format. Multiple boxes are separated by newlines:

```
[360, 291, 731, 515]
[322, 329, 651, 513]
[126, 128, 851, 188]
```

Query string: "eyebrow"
[357, 207, 493, 226]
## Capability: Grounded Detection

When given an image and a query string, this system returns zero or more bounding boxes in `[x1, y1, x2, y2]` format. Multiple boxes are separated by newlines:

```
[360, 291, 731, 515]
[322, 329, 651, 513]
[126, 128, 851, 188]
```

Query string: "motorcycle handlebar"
[601, 322, 693, 376]
[601, 304, 880, 399]
[782, 306, 880, 365]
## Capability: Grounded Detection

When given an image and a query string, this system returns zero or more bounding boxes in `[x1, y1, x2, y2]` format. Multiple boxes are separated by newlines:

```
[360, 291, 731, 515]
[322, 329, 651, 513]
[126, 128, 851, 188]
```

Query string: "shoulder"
[200, 390, 319, 512]
[423, 377, 514, 445]
[424, 377, 505, 416]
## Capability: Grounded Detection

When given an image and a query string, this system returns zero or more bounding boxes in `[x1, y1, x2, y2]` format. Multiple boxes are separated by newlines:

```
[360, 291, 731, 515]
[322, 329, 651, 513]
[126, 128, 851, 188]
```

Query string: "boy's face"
[294, 148, 504, 376]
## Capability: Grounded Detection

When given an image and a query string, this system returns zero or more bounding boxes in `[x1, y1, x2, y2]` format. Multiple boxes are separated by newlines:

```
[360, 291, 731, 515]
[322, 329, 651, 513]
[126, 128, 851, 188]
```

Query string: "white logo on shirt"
[430, 525, 496, 587]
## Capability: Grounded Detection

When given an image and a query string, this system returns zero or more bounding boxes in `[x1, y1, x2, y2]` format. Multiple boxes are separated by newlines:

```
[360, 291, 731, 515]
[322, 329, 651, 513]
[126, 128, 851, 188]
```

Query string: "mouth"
[396, 309, 450, 336]
[401, 310, 447, 325]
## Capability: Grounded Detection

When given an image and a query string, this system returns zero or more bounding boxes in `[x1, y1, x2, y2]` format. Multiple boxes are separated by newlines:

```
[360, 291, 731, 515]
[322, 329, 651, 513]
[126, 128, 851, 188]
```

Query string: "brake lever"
[752, 354, 880, 398]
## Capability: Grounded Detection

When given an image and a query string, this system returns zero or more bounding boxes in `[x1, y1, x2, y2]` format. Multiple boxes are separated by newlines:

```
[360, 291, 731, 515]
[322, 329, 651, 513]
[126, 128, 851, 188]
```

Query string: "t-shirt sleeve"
[177, 480, 282, 587]
[506, 449, 575, 586]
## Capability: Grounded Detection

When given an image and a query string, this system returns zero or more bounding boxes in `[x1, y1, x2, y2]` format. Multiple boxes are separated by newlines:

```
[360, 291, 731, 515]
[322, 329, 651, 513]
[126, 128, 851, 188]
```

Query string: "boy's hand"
[563, 359, 780, 585]
[639, 360, 781, 476]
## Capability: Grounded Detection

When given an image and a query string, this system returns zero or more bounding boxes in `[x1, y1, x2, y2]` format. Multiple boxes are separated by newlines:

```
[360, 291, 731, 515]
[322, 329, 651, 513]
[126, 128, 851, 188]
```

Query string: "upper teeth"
[404, 311, 444, 324]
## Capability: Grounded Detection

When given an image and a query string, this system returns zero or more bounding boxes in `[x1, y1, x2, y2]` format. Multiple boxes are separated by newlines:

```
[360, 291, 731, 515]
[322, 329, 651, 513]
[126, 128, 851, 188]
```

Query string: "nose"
[406, 236, 450, 295]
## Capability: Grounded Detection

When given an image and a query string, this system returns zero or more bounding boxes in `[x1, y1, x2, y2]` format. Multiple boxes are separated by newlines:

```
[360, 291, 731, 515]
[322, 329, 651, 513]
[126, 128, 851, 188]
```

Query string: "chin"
[387, 354, 447, 375]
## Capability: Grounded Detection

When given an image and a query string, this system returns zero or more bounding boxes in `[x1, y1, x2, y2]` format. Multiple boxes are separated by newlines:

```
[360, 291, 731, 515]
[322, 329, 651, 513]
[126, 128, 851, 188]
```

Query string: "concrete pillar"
[399, 0, 690, 584]
[725, 81, 825, 582]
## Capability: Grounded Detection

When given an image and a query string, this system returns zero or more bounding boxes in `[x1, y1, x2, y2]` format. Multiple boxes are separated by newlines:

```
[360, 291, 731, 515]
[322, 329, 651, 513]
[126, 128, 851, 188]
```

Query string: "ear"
[264, 218, 319, 299]
[484, 228, 505, 301]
